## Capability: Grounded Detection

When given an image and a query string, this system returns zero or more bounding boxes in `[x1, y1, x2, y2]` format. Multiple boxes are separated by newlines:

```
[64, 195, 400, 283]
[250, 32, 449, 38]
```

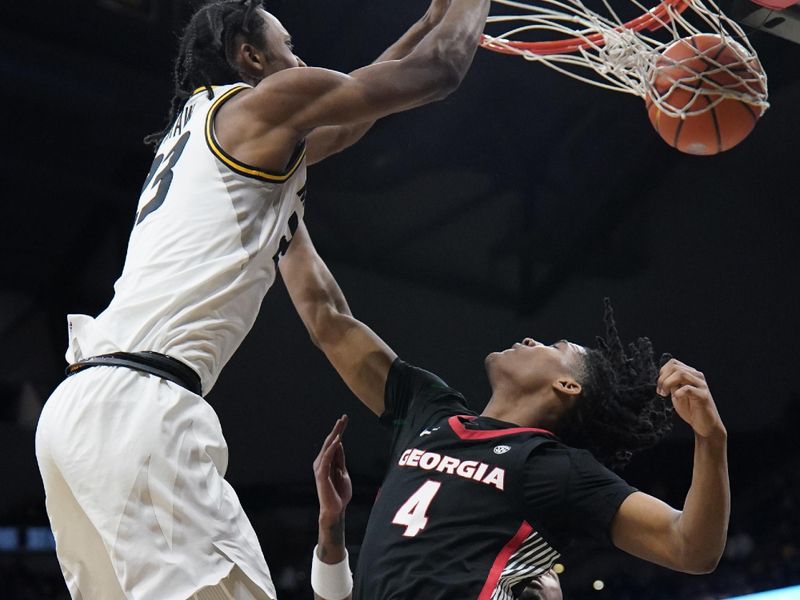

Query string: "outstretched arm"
[278, 222, 395, 415]
[610, 359, 729, 574]
[246, 0, 490, 133]
[306, 0, 453, 164]
[312, 416, 353, 600]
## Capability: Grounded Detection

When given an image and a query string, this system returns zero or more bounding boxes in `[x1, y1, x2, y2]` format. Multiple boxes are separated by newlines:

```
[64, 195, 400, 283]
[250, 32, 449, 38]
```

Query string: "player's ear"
[233, 38, 267, 78]
[552, 377, 581, 398]
[242, 43, 262, 66]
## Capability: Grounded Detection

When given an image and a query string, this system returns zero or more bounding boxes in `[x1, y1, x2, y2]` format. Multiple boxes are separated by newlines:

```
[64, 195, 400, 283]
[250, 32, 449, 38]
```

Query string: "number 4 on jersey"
[392, 481, 441, 537]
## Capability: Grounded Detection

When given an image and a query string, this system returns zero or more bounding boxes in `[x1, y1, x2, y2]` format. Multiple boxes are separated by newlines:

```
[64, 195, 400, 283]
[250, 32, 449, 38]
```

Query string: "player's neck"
[482, 389, 556, 429]
[481, 400, 524, 426]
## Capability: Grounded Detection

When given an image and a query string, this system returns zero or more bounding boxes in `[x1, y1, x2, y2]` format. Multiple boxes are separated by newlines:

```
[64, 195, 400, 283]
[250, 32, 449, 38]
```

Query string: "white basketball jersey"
[66, 84, 307, 394]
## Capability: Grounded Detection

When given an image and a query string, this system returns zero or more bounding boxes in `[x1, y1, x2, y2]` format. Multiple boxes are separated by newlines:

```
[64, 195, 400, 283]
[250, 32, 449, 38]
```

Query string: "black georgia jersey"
[353, 359, 635, 600]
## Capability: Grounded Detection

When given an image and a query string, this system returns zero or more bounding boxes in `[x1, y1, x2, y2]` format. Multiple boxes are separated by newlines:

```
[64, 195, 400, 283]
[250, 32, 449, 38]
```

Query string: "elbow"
[697, 551, 723, 574]
[668, 514, 727, 574]
[301, 306, 335, 351]
[300, 290, 352, 351]
[682, 558, 721, 575]
[403, 52, 464, 103]
[676, 549, 723, 575]
[307, 329, 323, 350]
[429, 55, 464, 100]
[308, 305, 350, 350]
[429, 61, 462, 101]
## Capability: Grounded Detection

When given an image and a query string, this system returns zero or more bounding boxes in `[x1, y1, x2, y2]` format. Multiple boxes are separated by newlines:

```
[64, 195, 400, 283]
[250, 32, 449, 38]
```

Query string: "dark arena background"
[1, 0, 799, 598]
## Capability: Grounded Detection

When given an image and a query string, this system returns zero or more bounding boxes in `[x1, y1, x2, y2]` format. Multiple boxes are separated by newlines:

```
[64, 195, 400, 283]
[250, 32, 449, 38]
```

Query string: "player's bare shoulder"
[246, 66, 353, 128]
[212, 72, 320, 175]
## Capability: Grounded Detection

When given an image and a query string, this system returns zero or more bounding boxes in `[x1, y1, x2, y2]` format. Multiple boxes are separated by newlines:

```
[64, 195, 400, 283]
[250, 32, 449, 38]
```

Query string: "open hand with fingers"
[312, 416, 353, 600]
[314, 415, 353, 527]
[656, 359, 726, 440]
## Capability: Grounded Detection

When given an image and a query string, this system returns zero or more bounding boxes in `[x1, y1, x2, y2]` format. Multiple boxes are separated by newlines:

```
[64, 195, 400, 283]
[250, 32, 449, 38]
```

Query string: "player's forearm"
[302, 263, 352, 349]
[318, 512, 347, 565]
[282, 224, 394, 415]
[674, 429, 729, 573]
[373, 1, 449, 64]
[352, 0, 490, 104]
[323, 1, 457, 158]
[328, 3, 450, 156]
[280, 225, 352, 346]
[314, 6, 447, 162]
[408, 0, 491, 85]
[313, 514, 352, 600]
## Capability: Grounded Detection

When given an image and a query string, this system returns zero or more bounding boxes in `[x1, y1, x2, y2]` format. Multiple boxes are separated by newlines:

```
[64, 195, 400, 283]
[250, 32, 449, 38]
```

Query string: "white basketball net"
[481, 0, 770, 118]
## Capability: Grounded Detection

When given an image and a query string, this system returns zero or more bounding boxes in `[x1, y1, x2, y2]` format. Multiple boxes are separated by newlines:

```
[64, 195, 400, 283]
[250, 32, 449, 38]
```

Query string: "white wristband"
[311, 545, 353, 600]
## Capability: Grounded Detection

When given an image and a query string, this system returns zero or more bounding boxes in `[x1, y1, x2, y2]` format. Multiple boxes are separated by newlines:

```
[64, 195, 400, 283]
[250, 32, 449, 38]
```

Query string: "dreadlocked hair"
[558, 299, 674, 470]
[144, 0, 267, 148]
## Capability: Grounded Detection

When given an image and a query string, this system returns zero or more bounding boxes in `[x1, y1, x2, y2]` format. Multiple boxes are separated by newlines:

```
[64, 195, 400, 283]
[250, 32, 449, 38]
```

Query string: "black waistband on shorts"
[66, 351, 202, 396]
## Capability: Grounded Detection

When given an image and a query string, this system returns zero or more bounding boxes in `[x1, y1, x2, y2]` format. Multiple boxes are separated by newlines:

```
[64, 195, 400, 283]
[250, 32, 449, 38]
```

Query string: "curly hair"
[558, 299, 674, 470]
[144, 0, 268, 148]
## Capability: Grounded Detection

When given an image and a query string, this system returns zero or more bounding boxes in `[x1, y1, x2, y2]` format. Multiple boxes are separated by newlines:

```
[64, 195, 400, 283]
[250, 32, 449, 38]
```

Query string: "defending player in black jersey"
[309, 415, 563, 600]
[280, 224, 729, 600]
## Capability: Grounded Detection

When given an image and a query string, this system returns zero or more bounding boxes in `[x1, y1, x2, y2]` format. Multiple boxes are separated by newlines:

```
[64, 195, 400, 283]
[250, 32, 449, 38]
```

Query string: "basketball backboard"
[728, 0, 800, 44]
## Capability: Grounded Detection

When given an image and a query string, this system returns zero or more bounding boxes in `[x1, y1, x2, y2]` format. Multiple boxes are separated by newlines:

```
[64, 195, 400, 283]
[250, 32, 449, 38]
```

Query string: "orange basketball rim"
[481, 0, 693, 56]
[479, 0, 770, 154]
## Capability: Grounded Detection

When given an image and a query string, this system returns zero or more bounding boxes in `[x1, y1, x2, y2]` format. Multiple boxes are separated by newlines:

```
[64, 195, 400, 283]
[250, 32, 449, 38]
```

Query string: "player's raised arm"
[306, 0, 451, 165]
[312, 416, 353, 600]
[245, 0, 490, 135]
[305, 0, 454, 164]
[610, 359, 729, 574]
[279, 223, 395, 416]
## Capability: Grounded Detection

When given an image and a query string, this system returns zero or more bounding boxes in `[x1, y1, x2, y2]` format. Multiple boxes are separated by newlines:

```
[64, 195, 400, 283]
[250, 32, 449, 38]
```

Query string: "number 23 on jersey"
[136, 131, 191, 226]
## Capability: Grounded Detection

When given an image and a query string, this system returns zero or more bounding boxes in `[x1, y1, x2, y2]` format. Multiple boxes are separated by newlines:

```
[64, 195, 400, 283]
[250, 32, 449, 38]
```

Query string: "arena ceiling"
[1, 0, 799, 513]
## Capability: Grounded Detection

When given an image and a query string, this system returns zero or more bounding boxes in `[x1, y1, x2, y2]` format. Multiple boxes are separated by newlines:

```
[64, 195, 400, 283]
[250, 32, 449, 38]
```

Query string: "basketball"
[646, 34, 766, 156]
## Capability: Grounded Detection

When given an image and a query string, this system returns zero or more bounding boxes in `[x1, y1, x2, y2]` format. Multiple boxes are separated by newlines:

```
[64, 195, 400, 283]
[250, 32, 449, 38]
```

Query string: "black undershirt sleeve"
[521, 444, 637, 552]
[379, 358, 472, 460]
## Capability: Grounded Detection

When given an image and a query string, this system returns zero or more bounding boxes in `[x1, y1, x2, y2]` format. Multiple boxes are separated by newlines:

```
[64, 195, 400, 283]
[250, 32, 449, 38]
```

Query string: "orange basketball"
[646, 34, 765, 156]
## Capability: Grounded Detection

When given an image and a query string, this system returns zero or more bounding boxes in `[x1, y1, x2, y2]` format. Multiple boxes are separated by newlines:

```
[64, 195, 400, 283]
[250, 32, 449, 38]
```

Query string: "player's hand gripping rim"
[314, 415, 353, 527]
[656, 358, 726, 441]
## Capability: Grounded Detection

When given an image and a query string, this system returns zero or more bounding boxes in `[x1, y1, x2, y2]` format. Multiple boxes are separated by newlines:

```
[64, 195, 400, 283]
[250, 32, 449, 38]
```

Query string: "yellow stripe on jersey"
[205, 85, 306, 184]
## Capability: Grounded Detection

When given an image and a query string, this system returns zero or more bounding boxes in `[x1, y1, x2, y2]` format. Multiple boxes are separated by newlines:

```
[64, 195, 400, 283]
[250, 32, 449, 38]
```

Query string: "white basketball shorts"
[35, 366, 277, 600]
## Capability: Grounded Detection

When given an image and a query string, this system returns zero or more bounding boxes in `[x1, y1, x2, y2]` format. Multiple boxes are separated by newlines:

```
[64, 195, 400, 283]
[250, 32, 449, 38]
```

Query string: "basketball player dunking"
[35, 1, 490, 598]
[279, 223, 729, 599]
